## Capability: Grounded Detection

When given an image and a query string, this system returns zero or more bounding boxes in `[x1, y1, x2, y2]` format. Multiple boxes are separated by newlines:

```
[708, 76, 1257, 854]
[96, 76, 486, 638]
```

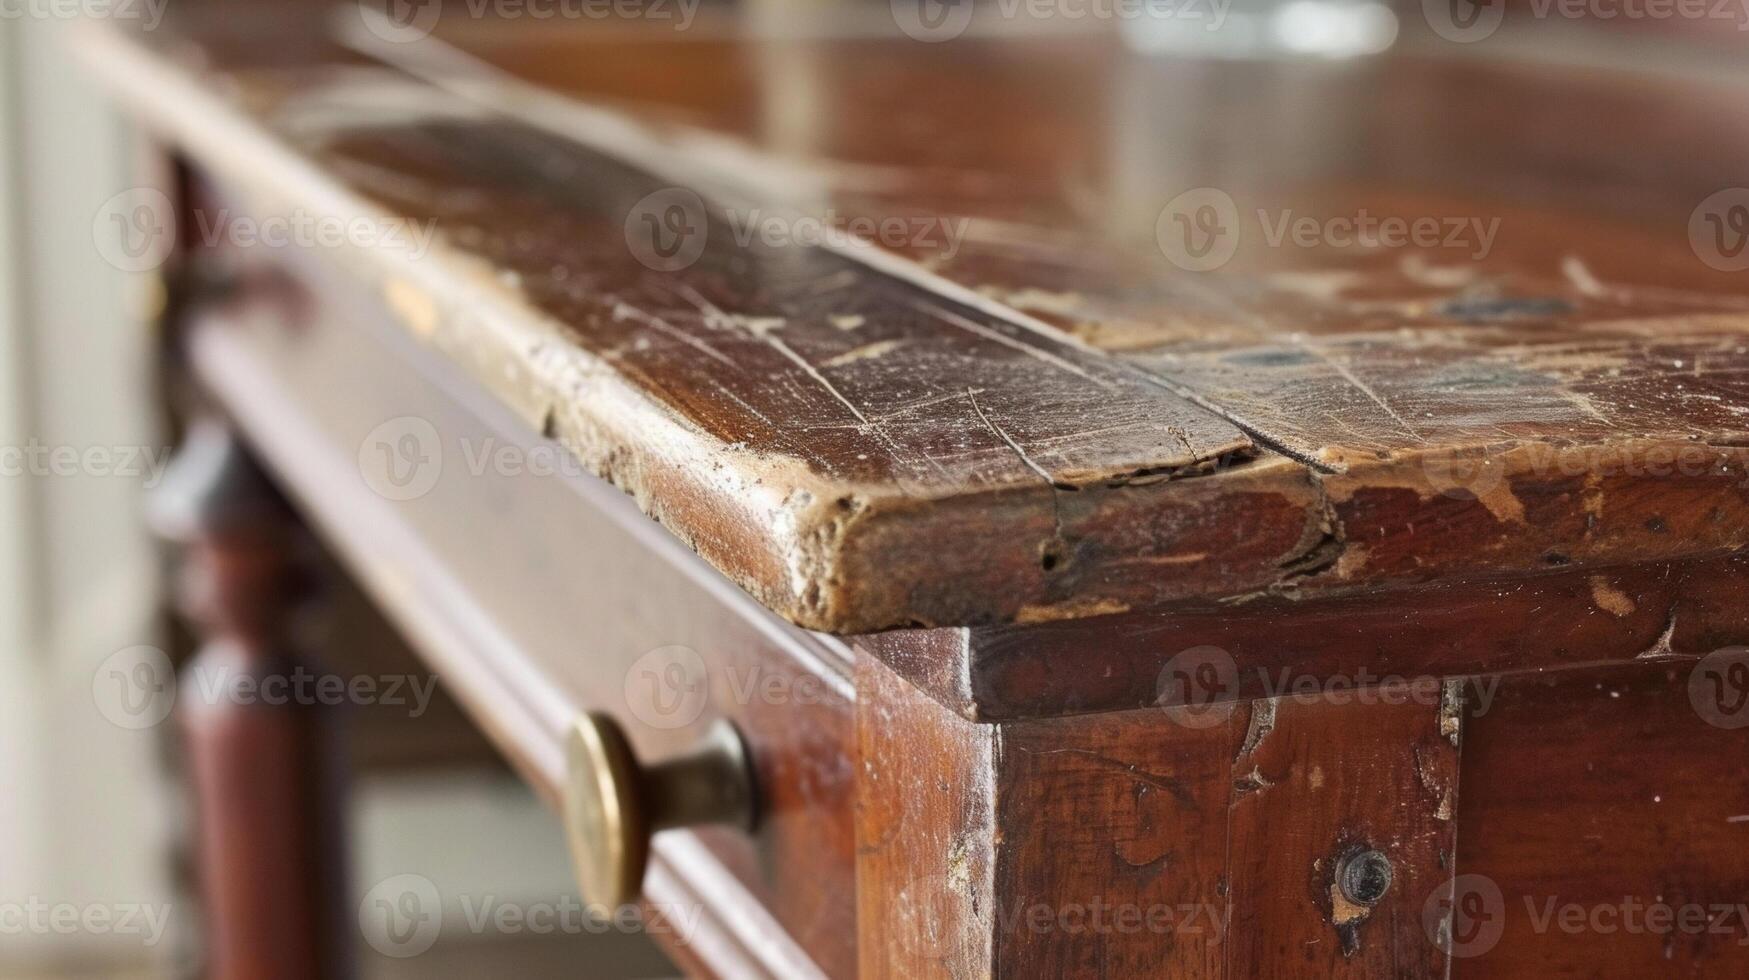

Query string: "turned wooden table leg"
[151, 420, 352, 980]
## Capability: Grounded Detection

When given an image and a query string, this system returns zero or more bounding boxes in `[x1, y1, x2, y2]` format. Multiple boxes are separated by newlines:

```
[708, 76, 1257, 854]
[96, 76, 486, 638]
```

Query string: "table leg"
[152, 420, 352, 980]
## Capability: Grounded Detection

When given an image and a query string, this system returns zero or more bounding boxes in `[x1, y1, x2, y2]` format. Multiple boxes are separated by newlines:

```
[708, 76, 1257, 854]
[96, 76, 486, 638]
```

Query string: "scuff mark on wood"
[383, 277, 439, 337]
[1328, 881, 1371, 958]
[1233, 765, 1274, 797]
[1439, 680, 1465, 748]
[823, 339, 905, 368]
[1237, 699, 1277, 761]
[1414, 744, 1457, 822]
[1636, 610, 1679, 659]
[1277, 468, 1347, 580]
[920, 299, 1108, 387]
[1589, 574, 1636, 618]
[1013, 597, 1131, 624]
[1024, 746, 1198, 808]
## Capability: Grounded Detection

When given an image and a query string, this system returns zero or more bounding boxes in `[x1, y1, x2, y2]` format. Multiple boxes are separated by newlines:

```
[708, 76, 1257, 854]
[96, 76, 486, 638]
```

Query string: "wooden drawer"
[183, 182, 857, 977]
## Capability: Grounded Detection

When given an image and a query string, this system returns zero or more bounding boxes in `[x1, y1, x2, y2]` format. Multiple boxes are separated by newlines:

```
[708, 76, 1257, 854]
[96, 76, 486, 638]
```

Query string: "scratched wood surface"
[869, 553, 1749, 721]
[79, 14, 1749, 632]
[855, 653, 1463, 977]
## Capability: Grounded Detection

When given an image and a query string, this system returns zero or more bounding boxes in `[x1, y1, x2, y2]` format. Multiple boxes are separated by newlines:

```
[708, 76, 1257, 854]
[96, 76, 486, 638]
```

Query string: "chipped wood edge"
[76, 23, 1749, 633]
[329, 22, 1749, 611]
[70, 24, 1278, 633]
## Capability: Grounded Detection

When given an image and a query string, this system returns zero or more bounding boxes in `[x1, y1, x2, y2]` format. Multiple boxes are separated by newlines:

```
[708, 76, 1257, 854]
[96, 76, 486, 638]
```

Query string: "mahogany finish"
[82, 14, 1749, 633]
[1453, 662, 1749, 973]
[870, 554, 1749, 720]
[856, 653, 1465, 977]
[150, 422, 351, 980]
[184, 214, 858, 976]
[76, 10, 1749, 979]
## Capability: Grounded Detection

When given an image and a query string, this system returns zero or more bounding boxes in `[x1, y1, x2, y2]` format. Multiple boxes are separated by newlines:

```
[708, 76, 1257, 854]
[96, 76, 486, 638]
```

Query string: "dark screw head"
[1338, 849, 1393, 906]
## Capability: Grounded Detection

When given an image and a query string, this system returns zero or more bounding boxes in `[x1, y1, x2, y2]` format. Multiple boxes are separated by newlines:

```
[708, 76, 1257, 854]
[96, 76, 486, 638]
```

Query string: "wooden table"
[80, 8, 1749, 977]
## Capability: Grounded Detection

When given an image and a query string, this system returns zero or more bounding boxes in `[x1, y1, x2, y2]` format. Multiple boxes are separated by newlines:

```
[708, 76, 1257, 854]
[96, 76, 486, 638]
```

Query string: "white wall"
[0, 18, 680, 978]
[0, 7, 49, 938]
[0, 16, 178, 974]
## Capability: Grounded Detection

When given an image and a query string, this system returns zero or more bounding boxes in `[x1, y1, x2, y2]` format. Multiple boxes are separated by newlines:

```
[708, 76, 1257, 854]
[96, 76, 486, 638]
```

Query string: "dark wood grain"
[870, 554, 1749, 721]
[1452, 661, 1749, 974]
[856, 652, 1463, 977]
[854, 652, 995, 978]
[76, 17, 1749, 633]
[98, 13, 1749, 980]
[436, 25, 1749, 459]
[858, 631, 1749, 978]
[1219, 692, 1458, 975]
[152, 421, 351, 980]
[180, 216, 857, 976]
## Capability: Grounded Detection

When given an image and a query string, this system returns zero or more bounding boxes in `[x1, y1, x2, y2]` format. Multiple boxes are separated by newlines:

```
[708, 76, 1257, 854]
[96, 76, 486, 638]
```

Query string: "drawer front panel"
[184, 178, 857, 978]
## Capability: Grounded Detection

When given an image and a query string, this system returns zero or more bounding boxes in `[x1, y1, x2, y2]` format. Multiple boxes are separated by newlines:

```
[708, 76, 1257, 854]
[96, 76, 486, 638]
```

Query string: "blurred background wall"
[0, 13, 177, 977]
[0, 16, 671, 979]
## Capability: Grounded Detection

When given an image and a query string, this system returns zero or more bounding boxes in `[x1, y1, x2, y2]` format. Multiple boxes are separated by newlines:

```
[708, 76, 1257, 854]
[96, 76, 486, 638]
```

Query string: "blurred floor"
[0, 770, 678, 979]
[364, 931, 677, 980]
[350, 771, 680, 979]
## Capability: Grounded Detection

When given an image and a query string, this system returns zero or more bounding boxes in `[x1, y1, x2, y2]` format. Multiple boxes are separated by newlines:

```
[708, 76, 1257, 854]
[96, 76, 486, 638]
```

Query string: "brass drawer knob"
[562, 712, 757, 909]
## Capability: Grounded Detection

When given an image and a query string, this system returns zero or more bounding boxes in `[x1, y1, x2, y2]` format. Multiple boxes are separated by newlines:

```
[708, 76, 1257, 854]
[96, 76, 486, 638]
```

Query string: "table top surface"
[83, 11, 1749, 632]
